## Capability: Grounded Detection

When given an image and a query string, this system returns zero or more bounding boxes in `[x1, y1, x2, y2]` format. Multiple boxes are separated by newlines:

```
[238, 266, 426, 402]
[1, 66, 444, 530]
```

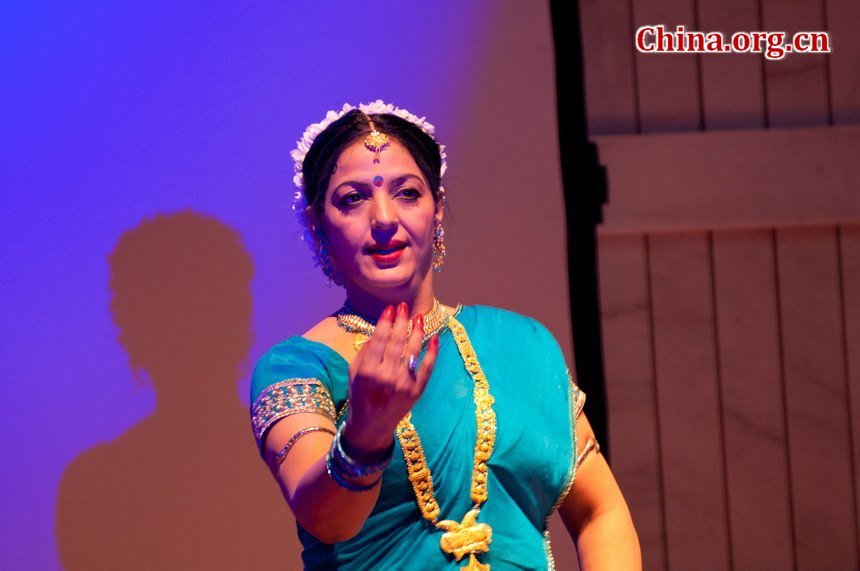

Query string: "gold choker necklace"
[336, 299, 450, 352]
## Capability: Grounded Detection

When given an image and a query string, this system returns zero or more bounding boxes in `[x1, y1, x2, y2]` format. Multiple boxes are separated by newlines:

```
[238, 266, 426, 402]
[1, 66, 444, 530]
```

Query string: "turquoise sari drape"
[250, 305, 579, 570]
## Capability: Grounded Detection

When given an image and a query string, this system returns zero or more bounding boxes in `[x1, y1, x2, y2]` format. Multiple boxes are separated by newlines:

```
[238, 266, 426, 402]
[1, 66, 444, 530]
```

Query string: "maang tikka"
[364, 120, 391, 188]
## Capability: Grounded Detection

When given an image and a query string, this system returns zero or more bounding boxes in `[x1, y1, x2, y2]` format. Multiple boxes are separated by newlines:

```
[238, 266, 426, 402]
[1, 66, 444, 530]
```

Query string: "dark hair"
[301, 109, 443, 218]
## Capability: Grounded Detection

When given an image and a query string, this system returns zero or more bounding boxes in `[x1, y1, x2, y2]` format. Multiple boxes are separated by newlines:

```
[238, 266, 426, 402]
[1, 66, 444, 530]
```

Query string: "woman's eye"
[340, 192, 364, 206]
[398, 187, 421, 200]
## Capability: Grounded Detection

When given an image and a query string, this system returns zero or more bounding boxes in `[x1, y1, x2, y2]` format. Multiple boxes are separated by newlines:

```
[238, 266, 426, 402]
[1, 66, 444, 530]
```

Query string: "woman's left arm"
[558, 412, 642, 570]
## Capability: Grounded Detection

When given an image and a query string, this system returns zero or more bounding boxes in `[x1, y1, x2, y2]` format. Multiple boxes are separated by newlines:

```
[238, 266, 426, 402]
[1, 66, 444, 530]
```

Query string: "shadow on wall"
[55, 210, 301, 569]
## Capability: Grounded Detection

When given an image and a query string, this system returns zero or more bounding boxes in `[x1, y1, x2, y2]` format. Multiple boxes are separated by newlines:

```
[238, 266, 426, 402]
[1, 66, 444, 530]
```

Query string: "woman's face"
[317, 136, 441, 297]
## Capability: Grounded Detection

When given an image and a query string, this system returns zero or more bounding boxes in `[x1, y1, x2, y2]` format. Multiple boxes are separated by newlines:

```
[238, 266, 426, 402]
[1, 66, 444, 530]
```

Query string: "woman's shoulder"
[254, 335, 331, 367]
[461, 304, 572, 389]
[461, 304, 556, 338]
[251, 333, 347, 397]
[457, 305, 565, 362]
[254, 315, 349, 367]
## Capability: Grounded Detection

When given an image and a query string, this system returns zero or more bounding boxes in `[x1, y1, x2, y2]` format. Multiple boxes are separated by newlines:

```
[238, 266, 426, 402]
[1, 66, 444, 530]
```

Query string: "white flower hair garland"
[290, 100, 447, 262]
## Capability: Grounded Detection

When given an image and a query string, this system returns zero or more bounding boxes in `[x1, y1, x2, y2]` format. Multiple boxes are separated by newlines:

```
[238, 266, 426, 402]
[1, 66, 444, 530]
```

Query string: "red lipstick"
[367, 241, 407, 263]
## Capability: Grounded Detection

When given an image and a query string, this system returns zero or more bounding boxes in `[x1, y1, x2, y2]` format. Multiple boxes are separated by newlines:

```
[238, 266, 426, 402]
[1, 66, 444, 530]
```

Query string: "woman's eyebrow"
[390, 173, 425, 187]
[333, 173, 425, 194]
[331, 180, 372, 194]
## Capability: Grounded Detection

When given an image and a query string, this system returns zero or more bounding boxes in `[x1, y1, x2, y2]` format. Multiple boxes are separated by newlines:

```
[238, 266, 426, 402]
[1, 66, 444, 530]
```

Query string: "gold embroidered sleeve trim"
[575, 437, 601, 471]
[251, 378, 336, 447]
[571, 381, 586, 420]
[545, 369, 588, 529]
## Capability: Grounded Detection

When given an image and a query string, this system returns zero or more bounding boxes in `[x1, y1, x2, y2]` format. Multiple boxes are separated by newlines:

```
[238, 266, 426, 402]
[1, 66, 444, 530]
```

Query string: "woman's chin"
[368, 272, 413, 290]
[354, 267, 420, 293]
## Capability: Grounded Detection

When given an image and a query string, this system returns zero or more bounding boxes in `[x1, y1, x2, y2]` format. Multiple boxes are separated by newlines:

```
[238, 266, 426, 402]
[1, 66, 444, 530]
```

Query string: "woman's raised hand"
[343, 302, 439, 458]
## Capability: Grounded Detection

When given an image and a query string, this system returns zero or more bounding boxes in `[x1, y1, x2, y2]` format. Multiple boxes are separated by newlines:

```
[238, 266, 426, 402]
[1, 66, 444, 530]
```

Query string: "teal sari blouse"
[250, 305, 582, 570]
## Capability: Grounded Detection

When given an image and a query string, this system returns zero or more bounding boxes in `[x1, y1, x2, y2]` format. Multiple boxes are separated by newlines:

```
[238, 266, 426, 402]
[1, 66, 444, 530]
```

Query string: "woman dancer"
[250, 101, 640, 569]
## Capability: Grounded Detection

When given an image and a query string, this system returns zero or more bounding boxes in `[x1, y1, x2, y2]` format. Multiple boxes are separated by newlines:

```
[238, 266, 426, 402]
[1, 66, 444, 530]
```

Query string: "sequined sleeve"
[250, 378, 336, 449]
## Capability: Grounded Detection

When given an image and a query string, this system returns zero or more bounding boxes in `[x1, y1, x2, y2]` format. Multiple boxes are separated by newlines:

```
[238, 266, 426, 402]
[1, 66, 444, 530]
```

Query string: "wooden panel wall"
[631, 0, 701, 132]
[599, 226, 860, 569]
[761, 0, 830, 126]
[582, 0, 860, 134]
[575, 0, 860, 568]
[647, 233, 730, 569]
[828, 0, 860, 123]
[710, 229, 793, 569]
[697, 0, 765, 130]
[598, 234, 666, 568]
[842, 226, 860, 557]
[777, 227, 857, 568]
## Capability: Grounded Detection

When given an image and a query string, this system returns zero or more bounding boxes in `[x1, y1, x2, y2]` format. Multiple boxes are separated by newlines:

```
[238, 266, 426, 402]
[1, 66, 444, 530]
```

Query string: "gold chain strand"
[395, 411, 440, 521]
[449, 316, 496, 503]
[395, 315, 496, 570]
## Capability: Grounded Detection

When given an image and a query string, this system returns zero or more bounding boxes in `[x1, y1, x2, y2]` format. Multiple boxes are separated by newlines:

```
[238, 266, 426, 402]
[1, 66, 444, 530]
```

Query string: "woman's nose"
[370, 195, 397, 229]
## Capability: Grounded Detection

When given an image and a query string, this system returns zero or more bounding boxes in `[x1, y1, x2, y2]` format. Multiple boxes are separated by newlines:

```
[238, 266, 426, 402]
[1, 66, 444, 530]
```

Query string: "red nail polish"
[430, 335, 439, 349]
[415, 314, 424, 333]
[398, 302, 407, 315]
[383, 305, 395, 321]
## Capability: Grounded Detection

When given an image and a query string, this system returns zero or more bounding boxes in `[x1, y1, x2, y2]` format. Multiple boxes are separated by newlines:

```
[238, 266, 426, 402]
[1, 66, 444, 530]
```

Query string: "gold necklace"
[336, 299, 450, 352]
[396, 315, 496, 571]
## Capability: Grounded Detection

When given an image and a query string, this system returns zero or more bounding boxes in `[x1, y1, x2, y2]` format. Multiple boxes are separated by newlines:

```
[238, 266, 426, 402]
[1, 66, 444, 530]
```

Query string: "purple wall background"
[1, 3, 521, 568]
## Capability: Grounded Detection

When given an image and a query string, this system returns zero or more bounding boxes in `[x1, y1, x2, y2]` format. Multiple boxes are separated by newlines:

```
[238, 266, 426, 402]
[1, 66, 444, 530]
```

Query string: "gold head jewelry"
[364, 120, 391, 187]
[364, 120, 391, 163]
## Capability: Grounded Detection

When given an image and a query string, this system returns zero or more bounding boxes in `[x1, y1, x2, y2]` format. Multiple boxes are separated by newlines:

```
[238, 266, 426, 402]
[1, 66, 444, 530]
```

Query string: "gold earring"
[432, 221, 446, 272]
[314, 231, 339, 287]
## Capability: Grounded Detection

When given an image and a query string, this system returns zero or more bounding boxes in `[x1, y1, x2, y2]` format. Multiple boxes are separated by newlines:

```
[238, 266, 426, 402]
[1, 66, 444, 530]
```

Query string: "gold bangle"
[276, 426, 335, 465]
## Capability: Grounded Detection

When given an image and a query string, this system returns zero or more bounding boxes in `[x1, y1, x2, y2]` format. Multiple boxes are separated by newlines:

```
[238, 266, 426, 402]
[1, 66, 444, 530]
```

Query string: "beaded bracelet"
[330, 422, 393, 478]
[325, 455, 381, 492]
[324, 422, 393, 491]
